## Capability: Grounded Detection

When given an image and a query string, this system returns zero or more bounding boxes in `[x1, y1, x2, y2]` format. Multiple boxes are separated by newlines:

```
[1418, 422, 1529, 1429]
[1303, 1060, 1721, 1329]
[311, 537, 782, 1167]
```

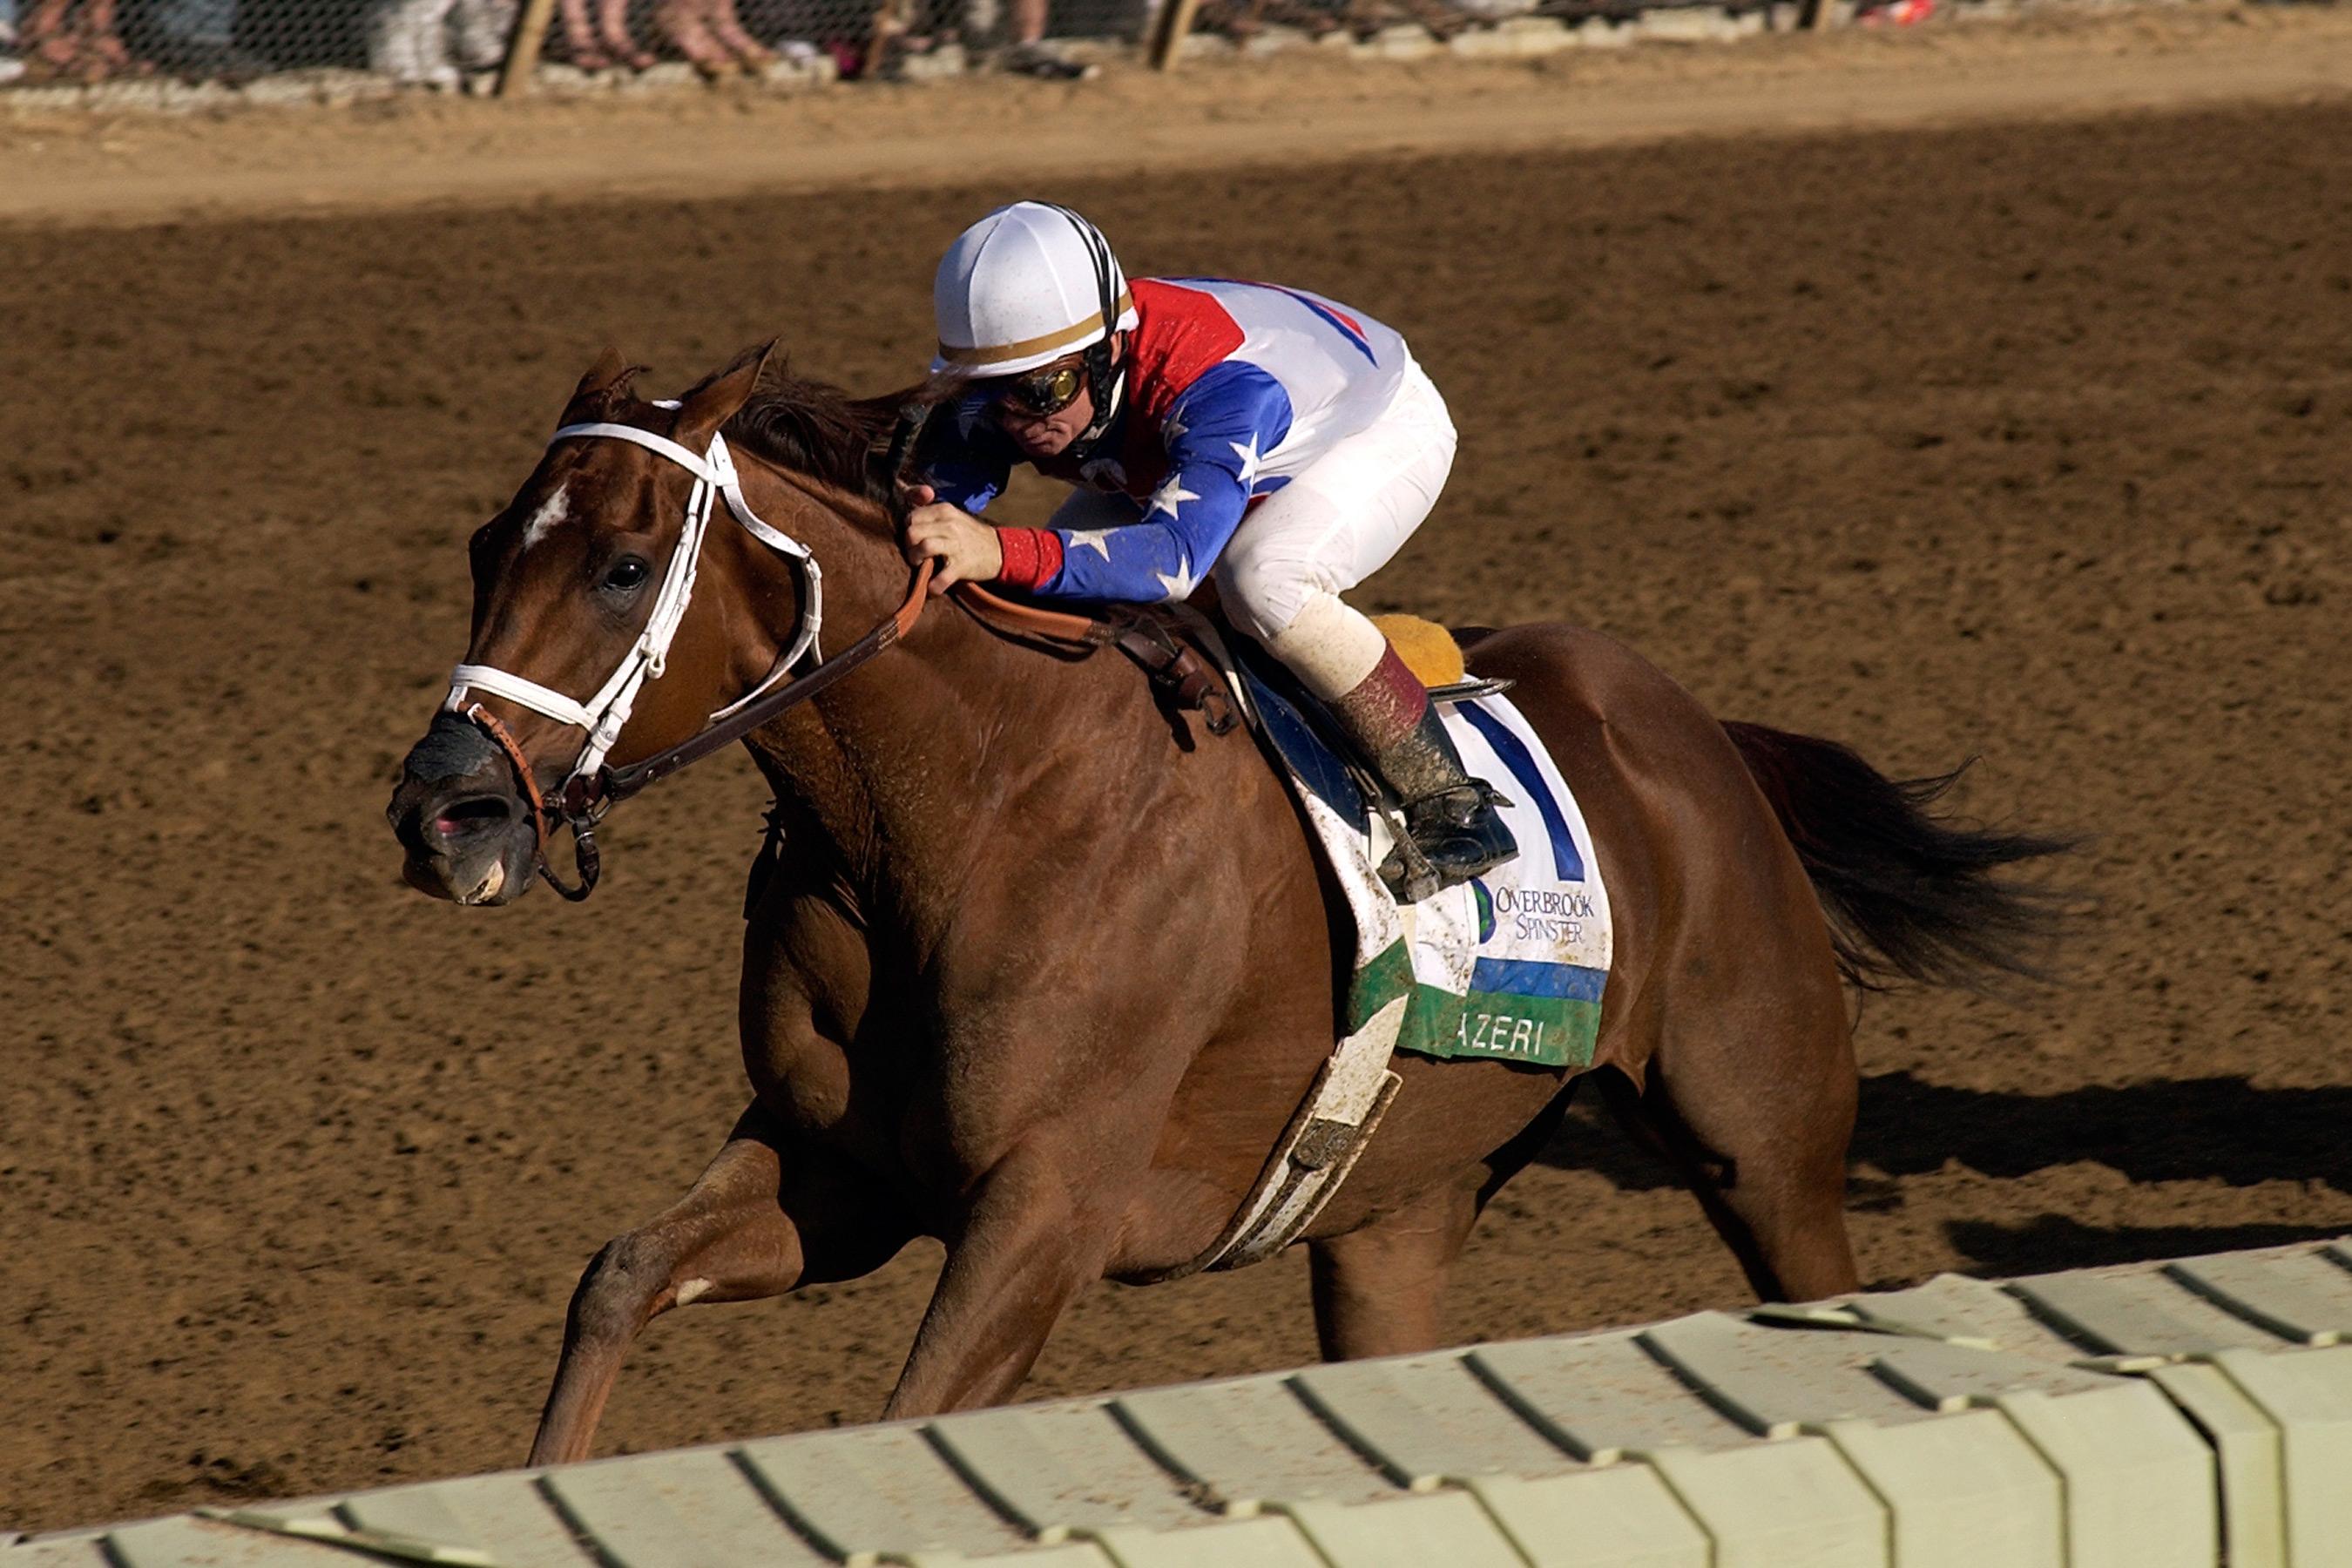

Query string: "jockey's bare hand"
[902, 500, 1004, 594]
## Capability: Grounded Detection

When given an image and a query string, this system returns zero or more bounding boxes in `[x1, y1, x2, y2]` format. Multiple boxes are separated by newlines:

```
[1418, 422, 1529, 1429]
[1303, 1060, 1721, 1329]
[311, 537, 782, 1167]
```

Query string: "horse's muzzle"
[387, 710, 542, 907]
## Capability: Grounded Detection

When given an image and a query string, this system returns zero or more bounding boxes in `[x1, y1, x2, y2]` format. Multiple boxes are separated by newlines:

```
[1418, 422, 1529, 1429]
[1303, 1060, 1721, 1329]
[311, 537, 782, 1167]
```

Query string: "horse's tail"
[1721, 720, 2080, 991]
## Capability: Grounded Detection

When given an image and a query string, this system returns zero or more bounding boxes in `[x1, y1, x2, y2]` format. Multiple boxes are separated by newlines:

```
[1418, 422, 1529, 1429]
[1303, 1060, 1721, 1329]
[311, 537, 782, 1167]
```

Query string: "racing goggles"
[990, 360, 1088, 417]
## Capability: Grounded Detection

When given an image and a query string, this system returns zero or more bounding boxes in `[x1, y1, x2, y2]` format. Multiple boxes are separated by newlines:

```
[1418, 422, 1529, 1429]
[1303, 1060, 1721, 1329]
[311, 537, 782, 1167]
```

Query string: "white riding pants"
[1049, 359, 1457, 699]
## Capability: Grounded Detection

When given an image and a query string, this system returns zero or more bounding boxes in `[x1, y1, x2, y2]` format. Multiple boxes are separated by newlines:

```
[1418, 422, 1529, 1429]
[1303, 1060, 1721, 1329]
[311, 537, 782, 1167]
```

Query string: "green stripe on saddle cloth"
[1348, 936, 1602, 1070]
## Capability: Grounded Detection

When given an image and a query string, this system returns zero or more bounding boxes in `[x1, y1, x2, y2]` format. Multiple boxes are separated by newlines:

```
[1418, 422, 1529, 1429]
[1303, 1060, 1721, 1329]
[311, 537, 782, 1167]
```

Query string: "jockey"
[902, 200, 1515, 892]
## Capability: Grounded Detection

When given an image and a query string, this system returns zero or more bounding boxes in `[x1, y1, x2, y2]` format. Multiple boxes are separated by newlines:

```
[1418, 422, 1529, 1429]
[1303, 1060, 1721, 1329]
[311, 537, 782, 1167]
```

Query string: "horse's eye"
[602, 557, 651, 592]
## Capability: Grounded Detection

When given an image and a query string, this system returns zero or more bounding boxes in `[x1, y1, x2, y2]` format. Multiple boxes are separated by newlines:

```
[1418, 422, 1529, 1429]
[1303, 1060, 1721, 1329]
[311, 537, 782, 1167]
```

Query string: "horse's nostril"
[433, 794, 517, 838]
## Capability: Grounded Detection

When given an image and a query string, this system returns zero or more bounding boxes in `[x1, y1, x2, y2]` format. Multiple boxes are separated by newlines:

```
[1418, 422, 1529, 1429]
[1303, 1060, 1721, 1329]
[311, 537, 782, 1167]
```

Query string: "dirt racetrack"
[7, 10, 2352, 1534]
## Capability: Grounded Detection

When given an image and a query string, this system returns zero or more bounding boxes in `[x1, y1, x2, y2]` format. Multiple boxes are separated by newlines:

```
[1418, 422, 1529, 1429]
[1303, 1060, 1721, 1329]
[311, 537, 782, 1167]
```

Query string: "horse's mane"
[725, 363, 911, 511]
[571, 352, 963, 525]
[713, 353, 967, 518]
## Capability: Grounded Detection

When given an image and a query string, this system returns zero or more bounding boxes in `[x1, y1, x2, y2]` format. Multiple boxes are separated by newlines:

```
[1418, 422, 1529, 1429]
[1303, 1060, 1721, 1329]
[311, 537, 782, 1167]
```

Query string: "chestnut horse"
[387, 345, 2068, 1465]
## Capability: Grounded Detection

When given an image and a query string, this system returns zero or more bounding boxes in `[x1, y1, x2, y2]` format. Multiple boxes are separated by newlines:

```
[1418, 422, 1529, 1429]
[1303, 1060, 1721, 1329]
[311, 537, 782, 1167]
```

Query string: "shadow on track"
[1941, 1214, 2352, 1275]
[1538, 1071, 2352, 1271]
[1852, 1071, 2352, 1194]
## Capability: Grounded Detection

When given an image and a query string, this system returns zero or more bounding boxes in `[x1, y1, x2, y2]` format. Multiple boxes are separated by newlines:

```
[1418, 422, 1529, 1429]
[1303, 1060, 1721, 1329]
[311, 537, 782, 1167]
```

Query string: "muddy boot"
[1328, 644, 1517, 898]
[1383, 704, 1518, 895]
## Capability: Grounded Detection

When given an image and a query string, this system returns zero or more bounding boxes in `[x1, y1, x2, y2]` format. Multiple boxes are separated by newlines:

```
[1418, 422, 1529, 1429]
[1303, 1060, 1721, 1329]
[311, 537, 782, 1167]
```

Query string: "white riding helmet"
[932, 201, 1139, 376]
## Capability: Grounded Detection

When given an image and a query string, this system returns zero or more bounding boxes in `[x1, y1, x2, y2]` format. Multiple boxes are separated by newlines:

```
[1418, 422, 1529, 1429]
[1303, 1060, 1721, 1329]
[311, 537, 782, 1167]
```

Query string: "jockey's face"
[991, 337, 1124, 461]
[995, 371, 1093, 459]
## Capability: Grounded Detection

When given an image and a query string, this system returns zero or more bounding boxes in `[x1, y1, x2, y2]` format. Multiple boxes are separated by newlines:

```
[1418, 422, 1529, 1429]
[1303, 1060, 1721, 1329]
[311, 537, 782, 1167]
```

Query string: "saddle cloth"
[1236, 644, 1615, 1071]
[1157, 625, 1613, 1277]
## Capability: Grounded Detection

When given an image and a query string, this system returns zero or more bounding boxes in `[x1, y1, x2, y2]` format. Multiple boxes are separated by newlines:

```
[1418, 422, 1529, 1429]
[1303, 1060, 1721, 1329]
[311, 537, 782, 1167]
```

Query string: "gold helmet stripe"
[937, 290, 1136, 370]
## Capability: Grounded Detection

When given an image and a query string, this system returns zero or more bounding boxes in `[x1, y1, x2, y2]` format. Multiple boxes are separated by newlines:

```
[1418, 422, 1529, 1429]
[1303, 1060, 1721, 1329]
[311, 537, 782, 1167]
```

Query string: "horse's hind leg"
[1598, 988, 1861, 1302]
[528, 1102, 909, 1467]
[1308, 1179, 1481, 1360]
[1308, 1085, 1575, 1360]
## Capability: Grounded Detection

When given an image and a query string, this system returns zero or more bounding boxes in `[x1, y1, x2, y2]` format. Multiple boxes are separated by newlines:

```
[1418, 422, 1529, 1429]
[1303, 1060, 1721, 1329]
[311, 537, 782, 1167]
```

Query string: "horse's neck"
[731, 459, 1044, 928]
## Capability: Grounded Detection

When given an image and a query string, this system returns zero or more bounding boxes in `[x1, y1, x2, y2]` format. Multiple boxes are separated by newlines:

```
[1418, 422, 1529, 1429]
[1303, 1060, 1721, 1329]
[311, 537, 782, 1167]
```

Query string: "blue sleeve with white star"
[922, 392, 1017, 513]
[1040, 361, 1296, 603]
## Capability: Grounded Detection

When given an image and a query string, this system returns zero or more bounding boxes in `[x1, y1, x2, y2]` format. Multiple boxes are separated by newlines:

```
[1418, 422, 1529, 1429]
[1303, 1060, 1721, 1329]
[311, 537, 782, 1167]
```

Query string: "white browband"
[444, 411, 825, 794]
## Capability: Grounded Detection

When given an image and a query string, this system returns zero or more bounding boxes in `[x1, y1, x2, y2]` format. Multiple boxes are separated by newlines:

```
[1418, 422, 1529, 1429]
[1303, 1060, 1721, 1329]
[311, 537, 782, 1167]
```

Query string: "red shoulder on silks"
[1125, 279, 1247, 427]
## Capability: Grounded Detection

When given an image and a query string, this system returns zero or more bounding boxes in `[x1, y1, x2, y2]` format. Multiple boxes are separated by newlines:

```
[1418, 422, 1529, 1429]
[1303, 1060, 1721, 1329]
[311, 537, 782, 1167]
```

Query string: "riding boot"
[1325, 642, 1518, 898]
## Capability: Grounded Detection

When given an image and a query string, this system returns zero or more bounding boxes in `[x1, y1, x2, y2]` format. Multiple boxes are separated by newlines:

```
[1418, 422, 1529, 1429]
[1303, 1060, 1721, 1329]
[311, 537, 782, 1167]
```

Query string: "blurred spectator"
[0, 0, 22, 81]
[998, 0, 1087, 74]
[130, 0, 275, 80]
[860, 0, 916, 73]
[367, 0, 510, 83]
[652, 0, 778, 76]
[863, 0, 1086, 79]
[547, 0, 777, 75]
[554, 0, 650, 67]
[16, 0, 143, 78]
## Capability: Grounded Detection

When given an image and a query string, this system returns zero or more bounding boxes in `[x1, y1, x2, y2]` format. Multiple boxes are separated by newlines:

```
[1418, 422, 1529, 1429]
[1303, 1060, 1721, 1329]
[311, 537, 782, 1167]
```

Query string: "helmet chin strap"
[1067, 341, 1127, 469]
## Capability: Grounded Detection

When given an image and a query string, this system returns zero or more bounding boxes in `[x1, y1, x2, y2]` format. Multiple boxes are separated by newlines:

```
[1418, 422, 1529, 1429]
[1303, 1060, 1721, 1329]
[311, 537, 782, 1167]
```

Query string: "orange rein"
[951, 578, 1113, 651]
[461, 699, 598, 902]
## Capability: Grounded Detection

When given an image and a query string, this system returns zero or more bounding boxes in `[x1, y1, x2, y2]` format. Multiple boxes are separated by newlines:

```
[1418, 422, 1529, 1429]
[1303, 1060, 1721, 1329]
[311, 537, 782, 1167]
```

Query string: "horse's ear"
[561, 348, 639, 424]
[672, 341, 777, 449]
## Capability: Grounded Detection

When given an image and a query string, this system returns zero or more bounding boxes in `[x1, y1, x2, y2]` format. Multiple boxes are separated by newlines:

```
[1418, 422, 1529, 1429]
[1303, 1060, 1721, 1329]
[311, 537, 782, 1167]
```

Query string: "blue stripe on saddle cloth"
[1233, 656, 1369, 830]
[1470, 956, 1607, 1003]
[1458, 703, 1585, 883]
[1232, 642, 1615, 1071]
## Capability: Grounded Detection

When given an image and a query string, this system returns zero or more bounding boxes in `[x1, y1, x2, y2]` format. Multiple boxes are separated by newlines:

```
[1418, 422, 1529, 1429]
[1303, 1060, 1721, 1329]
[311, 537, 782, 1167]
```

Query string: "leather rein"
[449, 405, 1225, 903]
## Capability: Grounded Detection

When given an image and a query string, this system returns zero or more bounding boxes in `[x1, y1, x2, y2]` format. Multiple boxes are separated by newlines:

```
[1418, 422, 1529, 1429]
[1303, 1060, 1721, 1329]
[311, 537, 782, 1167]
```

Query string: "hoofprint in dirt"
[5, 86, 2352, 1538]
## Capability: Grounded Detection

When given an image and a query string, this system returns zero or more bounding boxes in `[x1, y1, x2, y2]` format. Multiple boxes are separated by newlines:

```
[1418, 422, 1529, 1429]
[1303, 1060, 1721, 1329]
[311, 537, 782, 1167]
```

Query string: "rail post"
[1147, 0, 1202, 69]
[498, 0, 560, 94]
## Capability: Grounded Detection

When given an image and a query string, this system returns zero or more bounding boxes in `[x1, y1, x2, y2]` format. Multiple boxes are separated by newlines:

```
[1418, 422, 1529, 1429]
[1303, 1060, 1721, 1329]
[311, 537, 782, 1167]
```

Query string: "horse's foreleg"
[528, 1103, 905, 1467]
[882, 1142, 1121, 1418]
[529, 1119, 796, 1467]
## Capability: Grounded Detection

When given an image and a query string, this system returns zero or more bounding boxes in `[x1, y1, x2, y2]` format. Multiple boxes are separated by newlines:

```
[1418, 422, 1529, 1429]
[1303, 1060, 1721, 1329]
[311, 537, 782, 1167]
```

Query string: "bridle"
[442, 407, 930, 902]
[436, 399, 1219, 905]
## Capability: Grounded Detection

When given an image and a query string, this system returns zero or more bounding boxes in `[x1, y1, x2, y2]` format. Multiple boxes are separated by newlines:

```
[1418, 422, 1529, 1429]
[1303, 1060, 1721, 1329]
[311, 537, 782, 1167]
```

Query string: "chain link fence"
[0, 0, 1156, 94]
[0, 0, 1824, 109]
[0, 0, 1161, 90]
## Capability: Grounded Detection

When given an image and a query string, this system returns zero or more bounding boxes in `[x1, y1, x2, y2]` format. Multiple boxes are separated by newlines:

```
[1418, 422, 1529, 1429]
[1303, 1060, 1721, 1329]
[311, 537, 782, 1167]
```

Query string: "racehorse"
[386, 344, 2070, 1465]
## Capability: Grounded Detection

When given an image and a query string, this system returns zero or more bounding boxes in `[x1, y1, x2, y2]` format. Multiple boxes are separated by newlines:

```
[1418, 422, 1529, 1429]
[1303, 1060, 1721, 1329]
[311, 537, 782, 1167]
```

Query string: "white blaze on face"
[520, 483, 571, 550]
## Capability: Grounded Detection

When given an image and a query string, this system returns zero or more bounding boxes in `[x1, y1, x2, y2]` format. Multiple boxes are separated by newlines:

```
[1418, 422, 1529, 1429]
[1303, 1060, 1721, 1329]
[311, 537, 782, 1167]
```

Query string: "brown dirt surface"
[6, 18, 2352, 1537]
